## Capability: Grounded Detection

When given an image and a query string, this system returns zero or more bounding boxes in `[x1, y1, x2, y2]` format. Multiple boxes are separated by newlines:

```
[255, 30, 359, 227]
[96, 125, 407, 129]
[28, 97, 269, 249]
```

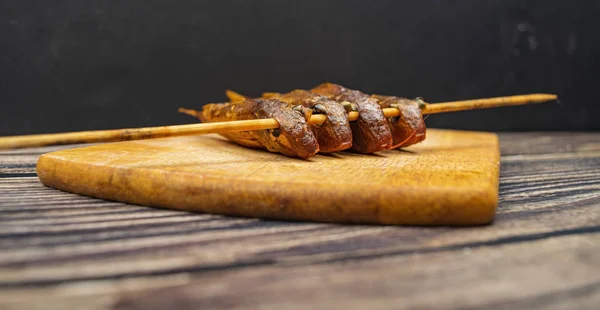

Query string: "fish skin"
[270, 90, 353, 153]
[311, 83, 393, 154]
[200, 99, 319, 158]
[372, 95, 426, 148]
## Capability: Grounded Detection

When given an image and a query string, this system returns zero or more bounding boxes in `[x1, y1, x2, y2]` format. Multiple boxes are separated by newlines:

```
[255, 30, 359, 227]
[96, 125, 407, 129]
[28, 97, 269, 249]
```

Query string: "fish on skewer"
[258, 88, 428, 149]
[227, 89, 353, 153]
[311, 83, 394, 153]
[372, 95, 426, 148]
[261, 90, 353, 153]
[194, 83, 429, 158]
[198, 98, 319, 158]
[0, 88, 557, 151]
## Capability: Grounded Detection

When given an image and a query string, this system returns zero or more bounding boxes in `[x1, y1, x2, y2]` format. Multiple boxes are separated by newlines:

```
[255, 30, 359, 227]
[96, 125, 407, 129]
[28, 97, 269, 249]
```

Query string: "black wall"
[1, 0, 598, 135]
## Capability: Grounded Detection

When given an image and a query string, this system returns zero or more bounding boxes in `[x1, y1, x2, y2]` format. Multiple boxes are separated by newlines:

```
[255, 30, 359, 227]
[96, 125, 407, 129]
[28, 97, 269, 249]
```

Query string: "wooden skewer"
[420, 94, 558, 114]
[0, 94, 557, 150]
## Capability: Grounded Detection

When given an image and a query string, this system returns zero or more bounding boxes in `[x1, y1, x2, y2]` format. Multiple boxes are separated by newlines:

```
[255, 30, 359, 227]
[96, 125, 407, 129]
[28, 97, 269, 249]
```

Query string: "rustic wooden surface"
[1, 132, 599, 309]
[36, 129, 500, 226]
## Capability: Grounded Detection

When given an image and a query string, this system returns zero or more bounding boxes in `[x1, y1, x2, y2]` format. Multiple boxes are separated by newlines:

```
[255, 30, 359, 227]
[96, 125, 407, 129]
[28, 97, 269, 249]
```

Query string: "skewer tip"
[531, 93, 558, 103]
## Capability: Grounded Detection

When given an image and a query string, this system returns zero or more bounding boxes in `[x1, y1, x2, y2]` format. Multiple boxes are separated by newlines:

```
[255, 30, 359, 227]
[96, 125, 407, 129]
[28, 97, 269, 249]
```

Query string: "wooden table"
[1, 133, 599, 309]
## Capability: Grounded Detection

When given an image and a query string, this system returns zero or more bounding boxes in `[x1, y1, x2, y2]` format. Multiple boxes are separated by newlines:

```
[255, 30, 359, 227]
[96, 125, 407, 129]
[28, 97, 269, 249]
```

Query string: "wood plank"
[104, 233, 600, 310]
[0, 144, 93, 156]
[0, 150, 597, 285]
[0, 231, 598, 310]
[499, 132, 600, 155]
[0, 132, 599, 309]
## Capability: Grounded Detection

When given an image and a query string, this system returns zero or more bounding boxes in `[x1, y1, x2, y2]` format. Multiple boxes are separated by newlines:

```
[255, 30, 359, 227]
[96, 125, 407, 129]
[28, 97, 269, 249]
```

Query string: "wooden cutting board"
[36, 129, 500, 226]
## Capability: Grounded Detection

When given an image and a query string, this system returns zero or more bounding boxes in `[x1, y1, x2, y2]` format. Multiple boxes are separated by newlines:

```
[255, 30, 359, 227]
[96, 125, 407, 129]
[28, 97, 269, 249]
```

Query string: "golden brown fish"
[311, 83, 393, 154]
[187, 84, 426, 158]
[372, 95, 426, 148]
[263, 90, 353, 153]
[199, 98, 319, 158]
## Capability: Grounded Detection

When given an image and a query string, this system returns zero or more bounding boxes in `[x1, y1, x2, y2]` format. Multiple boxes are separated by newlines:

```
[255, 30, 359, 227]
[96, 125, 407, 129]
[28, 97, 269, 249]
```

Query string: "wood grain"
[0, 132, 599, 310]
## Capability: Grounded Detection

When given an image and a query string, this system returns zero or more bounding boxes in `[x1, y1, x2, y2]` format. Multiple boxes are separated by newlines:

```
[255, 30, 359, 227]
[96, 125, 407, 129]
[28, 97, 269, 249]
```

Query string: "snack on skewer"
[226, 89, 354, 153]
[199, 98, 319, 158]
[200, 89, 354, 157]
[259, 89, 428, 149]
[311, 83, 394, 153]
[260, 90, 353, 153]
[195, 83, 429, 158]
[0, 87, 557, 151]
[372, 95, 426, 148]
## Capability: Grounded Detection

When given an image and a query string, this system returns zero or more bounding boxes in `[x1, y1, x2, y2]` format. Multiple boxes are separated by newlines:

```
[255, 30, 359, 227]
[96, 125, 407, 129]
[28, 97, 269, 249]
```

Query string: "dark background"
[1, 0, 598, 136]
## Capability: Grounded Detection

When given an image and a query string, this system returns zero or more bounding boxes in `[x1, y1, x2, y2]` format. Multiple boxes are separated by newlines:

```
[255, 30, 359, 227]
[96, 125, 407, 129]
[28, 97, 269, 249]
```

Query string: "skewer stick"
[421, 93, 557, 115]
[0, 94, 557, 150]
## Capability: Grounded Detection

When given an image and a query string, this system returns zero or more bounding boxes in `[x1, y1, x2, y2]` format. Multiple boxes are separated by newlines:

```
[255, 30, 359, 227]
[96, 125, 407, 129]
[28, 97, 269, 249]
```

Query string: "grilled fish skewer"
[200, 85, 556, 158]
[227, 84, 426, 152]
[0, 93, 557, 150]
